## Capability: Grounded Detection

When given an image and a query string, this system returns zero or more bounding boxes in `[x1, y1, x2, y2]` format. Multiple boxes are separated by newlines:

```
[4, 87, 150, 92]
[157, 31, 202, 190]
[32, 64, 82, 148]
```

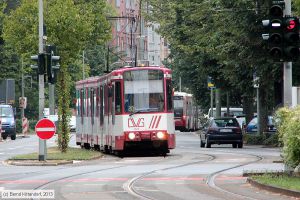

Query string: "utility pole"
[82, 50, 85, 79]
[38, 0, 46, 161]
[179, 77, 181, 92]
[284, 0, 292, 107]
[21, 58, 25, 119]
[210, 89, 214, 118]
[215, 88, 221, 117]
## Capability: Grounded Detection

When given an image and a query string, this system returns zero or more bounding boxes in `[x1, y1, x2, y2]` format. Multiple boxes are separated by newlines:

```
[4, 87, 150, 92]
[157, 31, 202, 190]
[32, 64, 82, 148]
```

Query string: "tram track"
[123, 150, 264, 200]
[28, 153, 183, 200]
[206, 153, 263, 200]
[123, 153, 216, 200]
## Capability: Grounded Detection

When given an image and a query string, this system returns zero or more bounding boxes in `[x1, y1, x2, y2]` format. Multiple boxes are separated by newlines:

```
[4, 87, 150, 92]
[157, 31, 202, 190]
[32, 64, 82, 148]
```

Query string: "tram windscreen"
[173, 96, 183, 117]
[124, 70, 164, 113]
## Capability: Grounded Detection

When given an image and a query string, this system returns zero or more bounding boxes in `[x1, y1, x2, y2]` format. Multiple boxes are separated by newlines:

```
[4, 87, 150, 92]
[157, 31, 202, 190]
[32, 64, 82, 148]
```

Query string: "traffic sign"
[35, 118, 56, 140]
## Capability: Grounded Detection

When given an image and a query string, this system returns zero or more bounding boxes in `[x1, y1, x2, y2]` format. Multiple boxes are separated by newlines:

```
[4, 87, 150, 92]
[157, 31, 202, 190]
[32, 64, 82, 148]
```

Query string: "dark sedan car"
[200, 117, 243, 148]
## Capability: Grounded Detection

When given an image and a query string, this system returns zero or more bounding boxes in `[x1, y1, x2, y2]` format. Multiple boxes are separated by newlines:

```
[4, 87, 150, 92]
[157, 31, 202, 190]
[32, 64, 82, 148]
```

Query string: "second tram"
[174, 91, 199, 131]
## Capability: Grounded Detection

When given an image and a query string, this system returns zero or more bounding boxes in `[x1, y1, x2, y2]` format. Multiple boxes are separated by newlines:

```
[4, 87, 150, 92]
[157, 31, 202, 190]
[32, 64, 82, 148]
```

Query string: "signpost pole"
[35, 118, 56, 159]
[38, 0, 46, 161]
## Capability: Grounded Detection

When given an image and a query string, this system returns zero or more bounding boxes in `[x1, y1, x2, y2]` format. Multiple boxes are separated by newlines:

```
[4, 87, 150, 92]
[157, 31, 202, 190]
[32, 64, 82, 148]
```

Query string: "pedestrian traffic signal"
[46, 45, 60, 84]
[283, 17, 300, 61]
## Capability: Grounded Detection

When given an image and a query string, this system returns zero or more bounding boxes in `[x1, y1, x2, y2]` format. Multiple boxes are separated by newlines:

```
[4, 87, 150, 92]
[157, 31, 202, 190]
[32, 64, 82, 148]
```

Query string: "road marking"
[84, 183, 104, 186]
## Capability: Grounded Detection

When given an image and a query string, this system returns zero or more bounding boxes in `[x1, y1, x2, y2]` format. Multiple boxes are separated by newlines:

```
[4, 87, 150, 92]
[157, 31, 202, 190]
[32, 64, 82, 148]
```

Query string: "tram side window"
[96, 87, 100, 117]
[104, 85, 108, 115]
[100, 86, 104, 125]
[112, 84, 115, 125]
[166, 79, 173, 111]
[86, 88, 89, 117]
[115, 82, 122, 114]
[90, 89, 94, 124]
[76, 90, 80, 116]
[80, 89, 84, 117]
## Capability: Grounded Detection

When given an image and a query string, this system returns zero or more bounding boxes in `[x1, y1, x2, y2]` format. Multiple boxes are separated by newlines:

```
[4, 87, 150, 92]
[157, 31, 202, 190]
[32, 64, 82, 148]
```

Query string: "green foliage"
[57, 67, 71, 152]
[275, 107, 300, 168]
[11, 147, 102, 161]
[251, 173, 300, 191]
[145, 0, 279, 117]
[2, 0, 112, 152]
[244, 133, 279, 146]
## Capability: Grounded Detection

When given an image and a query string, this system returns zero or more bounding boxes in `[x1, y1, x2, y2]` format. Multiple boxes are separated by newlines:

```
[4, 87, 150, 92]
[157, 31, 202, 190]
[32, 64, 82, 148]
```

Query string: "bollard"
[22, 117, 29, 137]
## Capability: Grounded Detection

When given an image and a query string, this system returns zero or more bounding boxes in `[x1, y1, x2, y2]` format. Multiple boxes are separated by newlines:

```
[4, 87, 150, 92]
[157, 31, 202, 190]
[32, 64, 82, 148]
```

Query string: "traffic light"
[31, 53, 46, 75]
[262, 1, 285, 61]
[46, 45, 60, 84]
[283, 17, 300, 61]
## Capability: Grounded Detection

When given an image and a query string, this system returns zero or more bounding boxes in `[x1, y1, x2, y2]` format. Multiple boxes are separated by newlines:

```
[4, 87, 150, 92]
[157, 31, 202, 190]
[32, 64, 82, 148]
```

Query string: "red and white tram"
[75, 66, 175, 155]
[174, 91, 197, 131]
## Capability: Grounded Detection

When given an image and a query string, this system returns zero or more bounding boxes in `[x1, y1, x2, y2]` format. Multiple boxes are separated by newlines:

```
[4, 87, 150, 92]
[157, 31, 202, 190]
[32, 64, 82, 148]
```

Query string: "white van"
[206, 107, 243, 118]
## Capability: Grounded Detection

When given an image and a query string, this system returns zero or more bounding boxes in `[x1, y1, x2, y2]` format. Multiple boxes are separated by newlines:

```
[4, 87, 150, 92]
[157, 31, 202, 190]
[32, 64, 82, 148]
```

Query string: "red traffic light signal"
[283, 17, 300, 61]
[286, 19, 296, 30]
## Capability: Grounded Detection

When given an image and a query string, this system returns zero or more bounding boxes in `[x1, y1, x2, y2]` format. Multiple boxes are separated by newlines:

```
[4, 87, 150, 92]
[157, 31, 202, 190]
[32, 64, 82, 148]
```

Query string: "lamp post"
[253, 74, 260, 135]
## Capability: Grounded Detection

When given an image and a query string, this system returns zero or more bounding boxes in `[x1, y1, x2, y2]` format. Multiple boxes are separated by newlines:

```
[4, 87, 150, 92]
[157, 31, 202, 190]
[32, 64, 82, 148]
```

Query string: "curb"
[246, 177, 300, 198]
[6, 160, 73, 166]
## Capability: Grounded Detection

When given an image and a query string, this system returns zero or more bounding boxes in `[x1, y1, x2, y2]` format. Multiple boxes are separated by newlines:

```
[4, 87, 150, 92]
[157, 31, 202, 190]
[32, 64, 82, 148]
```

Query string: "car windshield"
[213, 118, 239, 127]
[124, 70, 164, 113]
[0, 107, 14, 117]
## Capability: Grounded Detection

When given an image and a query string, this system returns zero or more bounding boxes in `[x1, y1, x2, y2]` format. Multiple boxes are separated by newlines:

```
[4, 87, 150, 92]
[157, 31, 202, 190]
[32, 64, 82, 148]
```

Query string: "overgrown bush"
[275, 107, 300, 168]
[244, 133, 279, 146]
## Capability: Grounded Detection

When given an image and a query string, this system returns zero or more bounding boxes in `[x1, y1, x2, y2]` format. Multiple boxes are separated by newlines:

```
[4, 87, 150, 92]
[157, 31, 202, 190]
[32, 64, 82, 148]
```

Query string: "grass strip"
[11, 147, 102, 161]
[251, 173, 300, 191]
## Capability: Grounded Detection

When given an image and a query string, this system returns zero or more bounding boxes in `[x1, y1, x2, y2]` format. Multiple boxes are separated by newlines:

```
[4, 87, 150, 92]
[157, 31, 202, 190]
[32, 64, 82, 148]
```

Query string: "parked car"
[245, 116, 276, 133]
[200, 117, 243, 148]
[69, 116, 76, 132]
[47, 115, 58, 133]
[0, 104, 16, 140]
[46, 115, 76, 132]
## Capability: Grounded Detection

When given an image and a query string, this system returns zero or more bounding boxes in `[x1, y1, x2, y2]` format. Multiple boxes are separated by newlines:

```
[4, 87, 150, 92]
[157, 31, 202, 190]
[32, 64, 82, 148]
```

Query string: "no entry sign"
[35, 118, 56, 140]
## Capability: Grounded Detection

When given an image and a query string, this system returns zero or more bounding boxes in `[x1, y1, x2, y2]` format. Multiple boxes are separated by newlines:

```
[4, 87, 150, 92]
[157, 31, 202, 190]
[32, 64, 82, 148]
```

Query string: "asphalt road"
[0, 132, 296, 200]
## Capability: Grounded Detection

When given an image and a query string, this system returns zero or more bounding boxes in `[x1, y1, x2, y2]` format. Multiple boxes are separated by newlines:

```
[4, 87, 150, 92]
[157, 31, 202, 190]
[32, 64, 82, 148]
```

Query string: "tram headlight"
[128, 132, 136, 140]
[156, 131, 165, 139]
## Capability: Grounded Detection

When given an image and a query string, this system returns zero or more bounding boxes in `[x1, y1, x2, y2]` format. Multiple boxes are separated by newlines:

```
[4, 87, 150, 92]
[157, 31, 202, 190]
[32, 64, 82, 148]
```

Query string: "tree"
[2, 0, 112, 152]
[146, 0, 281, 130]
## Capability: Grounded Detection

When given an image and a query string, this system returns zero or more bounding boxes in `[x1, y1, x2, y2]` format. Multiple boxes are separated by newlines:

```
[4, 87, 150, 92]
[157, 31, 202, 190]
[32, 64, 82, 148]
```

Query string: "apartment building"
[107, 0, 169, 66]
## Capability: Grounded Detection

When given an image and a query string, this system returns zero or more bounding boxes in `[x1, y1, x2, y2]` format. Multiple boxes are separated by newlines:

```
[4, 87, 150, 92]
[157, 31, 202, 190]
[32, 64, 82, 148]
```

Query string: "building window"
[116, 0, 120, 7]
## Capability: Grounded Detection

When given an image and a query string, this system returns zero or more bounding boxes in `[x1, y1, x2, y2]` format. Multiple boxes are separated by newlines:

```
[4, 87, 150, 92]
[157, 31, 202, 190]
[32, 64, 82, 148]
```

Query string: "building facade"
[107, 0, 169, 66]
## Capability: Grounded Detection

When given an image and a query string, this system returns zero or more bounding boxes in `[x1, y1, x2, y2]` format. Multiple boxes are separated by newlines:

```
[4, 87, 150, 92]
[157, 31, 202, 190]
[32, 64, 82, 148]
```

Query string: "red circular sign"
[35, 118, 56, 140]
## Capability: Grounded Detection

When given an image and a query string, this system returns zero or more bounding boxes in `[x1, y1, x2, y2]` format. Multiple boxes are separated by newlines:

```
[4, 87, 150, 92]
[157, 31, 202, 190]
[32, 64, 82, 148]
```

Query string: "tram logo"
[149, 115, 162, 129]
[128, 118, 145, 128]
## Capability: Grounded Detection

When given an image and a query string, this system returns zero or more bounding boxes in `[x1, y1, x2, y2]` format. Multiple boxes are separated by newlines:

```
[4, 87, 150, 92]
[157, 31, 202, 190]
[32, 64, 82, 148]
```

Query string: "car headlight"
[156, 131, 166, 139]
[128, 132, 136, 140]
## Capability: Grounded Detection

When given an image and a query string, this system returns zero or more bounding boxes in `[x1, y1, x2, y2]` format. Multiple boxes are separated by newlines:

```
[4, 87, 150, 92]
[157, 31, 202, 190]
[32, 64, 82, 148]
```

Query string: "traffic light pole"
[38, 0, 46, 161]
[283, 0, 292, 107]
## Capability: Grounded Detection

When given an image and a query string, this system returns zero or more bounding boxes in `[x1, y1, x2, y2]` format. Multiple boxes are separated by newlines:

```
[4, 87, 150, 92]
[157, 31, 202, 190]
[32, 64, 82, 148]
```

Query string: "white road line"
[84, 184, 104, 186]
